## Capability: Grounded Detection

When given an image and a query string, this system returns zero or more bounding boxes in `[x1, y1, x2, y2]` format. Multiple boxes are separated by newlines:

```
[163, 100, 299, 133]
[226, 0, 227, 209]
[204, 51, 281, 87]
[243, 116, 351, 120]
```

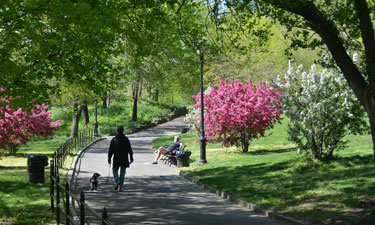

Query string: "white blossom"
[274, 60, 367, 161]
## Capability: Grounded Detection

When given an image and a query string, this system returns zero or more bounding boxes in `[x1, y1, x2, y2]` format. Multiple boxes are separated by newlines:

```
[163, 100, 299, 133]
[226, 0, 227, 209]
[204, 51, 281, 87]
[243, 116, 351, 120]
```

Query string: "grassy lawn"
[0, 136, 95, 225]
[153, 119, 375, 224]
[0, 137, 66, 225]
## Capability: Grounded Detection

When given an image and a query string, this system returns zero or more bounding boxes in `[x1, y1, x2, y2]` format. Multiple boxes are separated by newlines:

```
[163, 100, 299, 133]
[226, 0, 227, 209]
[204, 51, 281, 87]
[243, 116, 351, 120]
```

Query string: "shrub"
[274, 61, 367, 161]
[0, 103, 62, 154]
[193, 78, 283, 152]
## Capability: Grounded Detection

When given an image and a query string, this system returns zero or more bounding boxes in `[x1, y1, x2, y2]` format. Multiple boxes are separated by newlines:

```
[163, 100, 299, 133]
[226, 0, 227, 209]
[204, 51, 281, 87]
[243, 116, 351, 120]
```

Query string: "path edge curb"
[178, 172, 307, 225]
[67, 137, 107, 223]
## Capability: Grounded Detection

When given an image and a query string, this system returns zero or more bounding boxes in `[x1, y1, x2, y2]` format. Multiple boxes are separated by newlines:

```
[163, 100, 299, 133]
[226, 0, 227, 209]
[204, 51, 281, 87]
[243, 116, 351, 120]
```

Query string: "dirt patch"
[281, 201, 371, 224]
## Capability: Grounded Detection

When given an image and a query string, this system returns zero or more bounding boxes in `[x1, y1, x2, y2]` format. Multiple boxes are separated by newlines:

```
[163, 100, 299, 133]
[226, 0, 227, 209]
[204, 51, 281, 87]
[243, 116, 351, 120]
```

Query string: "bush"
[192, 78, 283, 152]
[274, 60, 368, 161]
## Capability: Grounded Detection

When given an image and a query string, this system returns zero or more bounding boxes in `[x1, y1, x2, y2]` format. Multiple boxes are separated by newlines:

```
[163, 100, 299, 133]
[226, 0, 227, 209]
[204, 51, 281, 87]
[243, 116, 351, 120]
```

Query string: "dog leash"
[104, 164, 111, 184]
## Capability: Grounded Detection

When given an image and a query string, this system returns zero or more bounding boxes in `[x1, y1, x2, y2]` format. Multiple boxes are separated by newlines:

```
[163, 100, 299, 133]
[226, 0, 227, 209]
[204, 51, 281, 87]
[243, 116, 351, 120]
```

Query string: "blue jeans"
[113, 166, 126, 189]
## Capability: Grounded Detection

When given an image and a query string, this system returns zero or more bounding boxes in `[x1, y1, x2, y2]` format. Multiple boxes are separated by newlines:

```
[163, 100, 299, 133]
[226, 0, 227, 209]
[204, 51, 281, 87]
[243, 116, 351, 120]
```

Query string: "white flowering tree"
[274, 60, 368, 161]
[184, 106, 201, 138]
[184, 87, 212, 138]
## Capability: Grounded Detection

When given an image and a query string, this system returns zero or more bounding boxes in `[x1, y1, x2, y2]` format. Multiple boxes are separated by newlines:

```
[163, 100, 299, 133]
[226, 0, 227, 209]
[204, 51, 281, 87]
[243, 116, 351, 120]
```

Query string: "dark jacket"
[108, 133, 133, 168]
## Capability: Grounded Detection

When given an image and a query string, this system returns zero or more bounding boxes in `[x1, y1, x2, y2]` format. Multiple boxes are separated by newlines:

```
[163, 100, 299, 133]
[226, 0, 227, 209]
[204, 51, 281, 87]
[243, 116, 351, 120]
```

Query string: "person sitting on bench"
[152, 136, 182, 164]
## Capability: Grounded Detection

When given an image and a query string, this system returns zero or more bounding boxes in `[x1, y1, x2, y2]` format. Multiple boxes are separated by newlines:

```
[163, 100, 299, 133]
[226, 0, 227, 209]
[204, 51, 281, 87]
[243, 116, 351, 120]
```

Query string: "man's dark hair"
[117, 125, 124, 134]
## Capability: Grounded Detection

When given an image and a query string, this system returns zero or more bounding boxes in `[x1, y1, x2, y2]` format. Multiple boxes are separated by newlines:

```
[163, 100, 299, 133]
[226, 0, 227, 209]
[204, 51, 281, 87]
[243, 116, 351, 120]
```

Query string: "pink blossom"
[0, 101, 63, 153]
[192, 78, 283, 152]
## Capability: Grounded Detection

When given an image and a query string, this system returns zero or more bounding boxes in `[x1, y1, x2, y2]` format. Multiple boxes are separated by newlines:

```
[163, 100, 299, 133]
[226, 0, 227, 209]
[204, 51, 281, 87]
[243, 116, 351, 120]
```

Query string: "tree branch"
[29, 52, 60, 67]
[268, 0, 368, 105]
[176, 0, 186, 15]
[354, 0, 375, 92]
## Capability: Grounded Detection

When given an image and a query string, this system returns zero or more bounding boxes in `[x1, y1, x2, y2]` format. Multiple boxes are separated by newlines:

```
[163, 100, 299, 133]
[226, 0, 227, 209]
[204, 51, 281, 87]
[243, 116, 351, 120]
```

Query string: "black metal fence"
[52, 130, 96, 170]
[50, 130, 113, 225]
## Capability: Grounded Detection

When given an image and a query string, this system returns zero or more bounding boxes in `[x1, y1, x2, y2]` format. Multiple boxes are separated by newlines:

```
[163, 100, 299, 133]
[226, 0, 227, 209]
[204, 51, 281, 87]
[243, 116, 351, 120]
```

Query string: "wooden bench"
[160, 152, 178, 166]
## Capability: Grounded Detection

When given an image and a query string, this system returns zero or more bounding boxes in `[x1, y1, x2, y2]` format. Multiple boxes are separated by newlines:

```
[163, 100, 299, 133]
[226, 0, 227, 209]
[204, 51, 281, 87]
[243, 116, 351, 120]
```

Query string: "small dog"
[89, 173, 101, 191]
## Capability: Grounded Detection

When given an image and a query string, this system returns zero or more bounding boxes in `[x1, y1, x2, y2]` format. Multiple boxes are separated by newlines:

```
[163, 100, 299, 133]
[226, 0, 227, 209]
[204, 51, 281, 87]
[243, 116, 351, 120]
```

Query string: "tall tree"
[0, 0, 121, 108]
[209, 0, 375, 155]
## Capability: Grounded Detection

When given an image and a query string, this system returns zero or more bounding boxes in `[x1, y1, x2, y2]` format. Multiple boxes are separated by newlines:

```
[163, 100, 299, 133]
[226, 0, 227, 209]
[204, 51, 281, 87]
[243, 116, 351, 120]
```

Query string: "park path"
[73, 117, 287, 225]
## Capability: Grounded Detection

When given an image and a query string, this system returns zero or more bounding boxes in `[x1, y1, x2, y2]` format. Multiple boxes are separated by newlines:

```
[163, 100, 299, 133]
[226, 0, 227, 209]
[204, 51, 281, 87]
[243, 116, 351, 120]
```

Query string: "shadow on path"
[74, 117, 287, 225]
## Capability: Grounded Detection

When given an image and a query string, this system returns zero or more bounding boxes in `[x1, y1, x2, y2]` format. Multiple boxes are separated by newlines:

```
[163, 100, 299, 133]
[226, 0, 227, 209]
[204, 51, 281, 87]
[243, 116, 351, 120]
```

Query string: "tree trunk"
[152, 88, 159, 102]
[107, 92, 112, 106]
[102, 96, 107, 108]
[147, 86, 152, 99]
[270, 0, 375, 155]
[70, 103, 83, 138]
[365, 94, 375, 157]
[82, 101, 89, 126]
[242, 141, 249, 153]
[132, 82, 139, 122]
[138, 80, 143, 98]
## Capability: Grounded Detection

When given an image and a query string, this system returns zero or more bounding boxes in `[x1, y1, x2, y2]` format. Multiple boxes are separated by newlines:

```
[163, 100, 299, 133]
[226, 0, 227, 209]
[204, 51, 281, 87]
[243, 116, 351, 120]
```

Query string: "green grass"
[153, 120, 375, 224]
[0, 167, 54, 225]
[0, 99, 179, 224]
[0, 136, 97, 225]
[51, 99, 178, 137]
[0, 137, 67, 225]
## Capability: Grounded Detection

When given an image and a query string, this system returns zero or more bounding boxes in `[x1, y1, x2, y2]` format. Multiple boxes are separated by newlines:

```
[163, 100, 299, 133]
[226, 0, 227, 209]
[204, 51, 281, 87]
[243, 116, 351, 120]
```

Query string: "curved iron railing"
[50, 130, 113, 225]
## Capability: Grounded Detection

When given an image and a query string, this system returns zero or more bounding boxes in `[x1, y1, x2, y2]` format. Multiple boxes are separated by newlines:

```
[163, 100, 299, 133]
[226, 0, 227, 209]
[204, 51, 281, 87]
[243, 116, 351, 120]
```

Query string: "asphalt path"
[73, 117, 287, 225]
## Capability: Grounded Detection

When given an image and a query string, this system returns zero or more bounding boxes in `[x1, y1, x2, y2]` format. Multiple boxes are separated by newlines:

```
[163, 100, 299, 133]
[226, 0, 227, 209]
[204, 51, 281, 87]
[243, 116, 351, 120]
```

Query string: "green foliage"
[0, 0, 121, 108]
[51, 98, 177, 136]
[203, 12, 320, 86]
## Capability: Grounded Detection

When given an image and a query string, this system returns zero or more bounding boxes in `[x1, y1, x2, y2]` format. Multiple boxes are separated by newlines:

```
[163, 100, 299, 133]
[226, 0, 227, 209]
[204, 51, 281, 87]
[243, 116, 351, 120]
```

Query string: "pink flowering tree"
[0, 91, 63, 154]
[192, 78, 283, 153]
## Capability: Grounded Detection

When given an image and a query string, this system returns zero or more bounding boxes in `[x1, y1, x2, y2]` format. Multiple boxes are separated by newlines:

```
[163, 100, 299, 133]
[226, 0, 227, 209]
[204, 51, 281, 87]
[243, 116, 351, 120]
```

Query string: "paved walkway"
[73, 117, 287, 225]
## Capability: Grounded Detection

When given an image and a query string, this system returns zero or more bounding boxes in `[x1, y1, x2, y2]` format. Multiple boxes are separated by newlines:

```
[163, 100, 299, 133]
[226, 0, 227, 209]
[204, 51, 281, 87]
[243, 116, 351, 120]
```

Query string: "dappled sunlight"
[182, 152, 375, 223]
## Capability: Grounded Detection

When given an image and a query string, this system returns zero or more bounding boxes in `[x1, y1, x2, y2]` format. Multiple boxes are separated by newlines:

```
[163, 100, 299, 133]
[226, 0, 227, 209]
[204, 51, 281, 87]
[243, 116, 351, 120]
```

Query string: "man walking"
[108, 125, 134, 192]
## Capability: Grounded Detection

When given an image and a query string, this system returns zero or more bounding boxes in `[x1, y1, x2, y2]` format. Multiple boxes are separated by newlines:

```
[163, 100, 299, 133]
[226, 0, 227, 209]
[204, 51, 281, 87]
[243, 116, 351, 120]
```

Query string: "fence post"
[66, 182, 70, 225]
[50, 160, 54, 212]
[56, 148, 59, 168]
[80, 191, 85, 225]
[54, 151, 57, 172]
[54, 153, 58, 180]
[60, 147, 63, 168]
[56, 175, 60, 225]
[102, 207, 108, 225]
[57, 147, 60, 168]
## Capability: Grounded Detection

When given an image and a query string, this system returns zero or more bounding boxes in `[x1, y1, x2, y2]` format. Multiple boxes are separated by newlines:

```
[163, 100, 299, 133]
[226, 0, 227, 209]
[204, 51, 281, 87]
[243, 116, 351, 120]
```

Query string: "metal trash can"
[177, 156, 190, 167]
[27, 154, 48, 183]
[176, 150, 191, 168]
[180, 128, 189, 134]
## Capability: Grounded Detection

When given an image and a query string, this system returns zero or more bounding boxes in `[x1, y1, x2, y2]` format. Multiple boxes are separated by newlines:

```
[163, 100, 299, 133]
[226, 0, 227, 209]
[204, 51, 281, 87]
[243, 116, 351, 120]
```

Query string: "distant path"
[73, 117, 287, 225]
